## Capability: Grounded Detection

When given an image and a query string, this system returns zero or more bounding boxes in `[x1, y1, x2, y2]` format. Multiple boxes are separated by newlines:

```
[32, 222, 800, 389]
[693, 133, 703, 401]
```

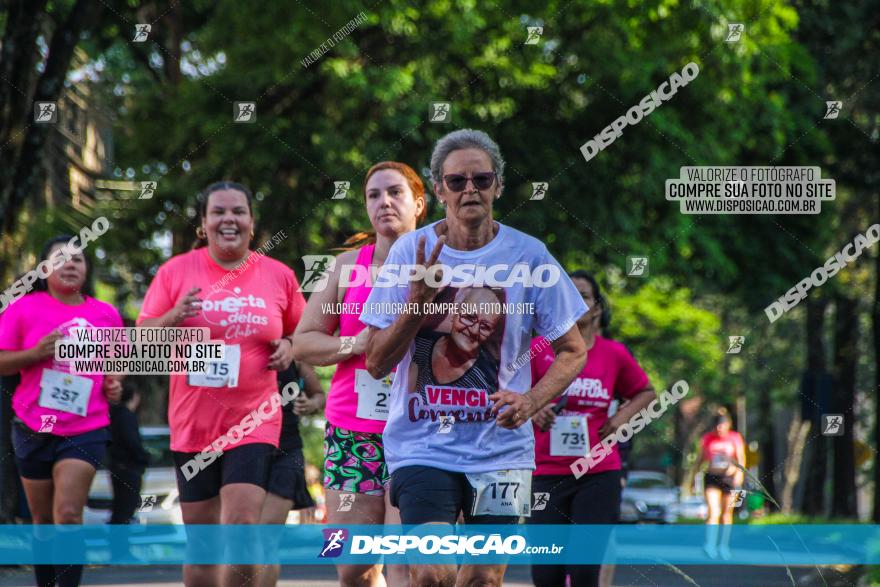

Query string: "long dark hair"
[568, 269, 611, 332]
[33, 235, 95, 297]
[194, 181, 255, 249]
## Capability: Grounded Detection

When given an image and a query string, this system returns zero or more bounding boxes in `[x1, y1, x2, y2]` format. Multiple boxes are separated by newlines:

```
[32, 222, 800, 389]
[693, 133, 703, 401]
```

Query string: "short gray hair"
[430, 129, 505, 188]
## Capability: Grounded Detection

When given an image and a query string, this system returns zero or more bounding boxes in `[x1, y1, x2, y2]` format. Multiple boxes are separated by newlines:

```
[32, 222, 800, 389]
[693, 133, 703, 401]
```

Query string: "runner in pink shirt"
[699, 409, 746, 559]
[293, 161, 425, 587]
[529, 270, 655, 587]
[0, 235, 123, 587]
[137, 181, 306, 587]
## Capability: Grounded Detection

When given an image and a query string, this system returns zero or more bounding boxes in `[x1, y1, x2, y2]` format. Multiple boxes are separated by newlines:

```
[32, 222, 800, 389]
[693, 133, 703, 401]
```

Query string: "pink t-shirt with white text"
[701, 431, 744, 471]
[137, 248, 306, 452]
[0, 292, 123, 435]
[531, 335, 649, 475]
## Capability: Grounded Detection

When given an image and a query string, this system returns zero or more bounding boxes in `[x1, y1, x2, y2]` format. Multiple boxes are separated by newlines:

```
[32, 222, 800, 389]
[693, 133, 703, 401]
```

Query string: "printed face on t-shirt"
[449, 288, 502, 354]
[405, 285, 505, 424]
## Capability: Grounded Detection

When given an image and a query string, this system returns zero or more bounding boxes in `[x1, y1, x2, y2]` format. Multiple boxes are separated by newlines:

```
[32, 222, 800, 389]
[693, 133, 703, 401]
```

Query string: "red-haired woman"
[293, 162, 426, 587]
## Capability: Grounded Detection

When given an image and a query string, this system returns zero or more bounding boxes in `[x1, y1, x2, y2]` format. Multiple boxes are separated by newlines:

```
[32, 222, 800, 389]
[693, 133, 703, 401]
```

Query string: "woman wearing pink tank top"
[293, 161, 426, 587]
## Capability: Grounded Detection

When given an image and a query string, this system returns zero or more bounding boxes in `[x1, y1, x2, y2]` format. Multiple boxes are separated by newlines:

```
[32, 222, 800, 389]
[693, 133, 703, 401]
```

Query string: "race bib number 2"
[467, 469, 532, 518]
[550, 415, 589, 457]
[187, 344, 240, 388]
[39, 369, 93, 416]
[355, 369, 392, 421]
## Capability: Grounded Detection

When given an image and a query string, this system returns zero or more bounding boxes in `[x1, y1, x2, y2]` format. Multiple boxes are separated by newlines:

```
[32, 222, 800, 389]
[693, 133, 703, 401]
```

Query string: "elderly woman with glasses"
[361, 129, 589, 587]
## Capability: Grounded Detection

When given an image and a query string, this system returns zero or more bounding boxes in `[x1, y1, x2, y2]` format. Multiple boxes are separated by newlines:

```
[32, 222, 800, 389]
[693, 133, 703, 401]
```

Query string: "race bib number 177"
[467, 469, 532, 518]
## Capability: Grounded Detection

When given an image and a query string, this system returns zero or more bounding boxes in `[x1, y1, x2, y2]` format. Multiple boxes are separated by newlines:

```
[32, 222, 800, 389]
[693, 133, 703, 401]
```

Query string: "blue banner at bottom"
[0, 524, 877, 565]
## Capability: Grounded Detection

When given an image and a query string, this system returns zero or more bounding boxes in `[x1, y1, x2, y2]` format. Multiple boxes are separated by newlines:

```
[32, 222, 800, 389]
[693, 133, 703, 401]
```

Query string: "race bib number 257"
[39, 369, 93, 416]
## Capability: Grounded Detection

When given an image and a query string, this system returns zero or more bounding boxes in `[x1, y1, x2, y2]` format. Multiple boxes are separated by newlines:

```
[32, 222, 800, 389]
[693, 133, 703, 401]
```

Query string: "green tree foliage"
[78, 0, 853, 488]
[3, 0, 876, 515]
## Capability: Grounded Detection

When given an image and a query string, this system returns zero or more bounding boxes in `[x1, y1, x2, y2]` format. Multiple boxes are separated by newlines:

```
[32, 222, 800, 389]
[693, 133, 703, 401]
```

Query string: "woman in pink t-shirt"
[699, 409, 746, 559]
[529, 271, 655, 587]
[0, 236, 123, 587]
[293, 161, 425, 587]
[137, 181, 306, 587]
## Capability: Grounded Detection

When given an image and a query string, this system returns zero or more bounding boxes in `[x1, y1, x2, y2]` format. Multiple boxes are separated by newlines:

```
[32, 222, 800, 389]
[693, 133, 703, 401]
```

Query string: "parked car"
[677, 495, 709, 520]
[84, 426, 182, 525]
[621, 470, 679, 524]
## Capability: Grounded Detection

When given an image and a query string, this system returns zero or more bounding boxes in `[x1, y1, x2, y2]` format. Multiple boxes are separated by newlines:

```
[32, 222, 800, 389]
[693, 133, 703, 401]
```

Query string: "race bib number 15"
[187, 344, 241, 388]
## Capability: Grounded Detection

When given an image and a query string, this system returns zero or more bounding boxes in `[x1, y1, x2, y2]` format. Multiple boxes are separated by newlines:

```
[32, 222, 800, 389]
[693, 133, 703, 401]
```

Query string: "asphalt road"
[0, 564, 857, 586]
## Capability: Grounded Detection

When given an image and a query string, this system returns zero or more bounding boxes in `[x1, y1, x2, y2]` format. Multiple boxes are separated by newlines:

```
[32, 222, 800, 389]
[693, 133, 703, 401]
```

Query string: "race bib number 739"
[550, 415, 589, 457]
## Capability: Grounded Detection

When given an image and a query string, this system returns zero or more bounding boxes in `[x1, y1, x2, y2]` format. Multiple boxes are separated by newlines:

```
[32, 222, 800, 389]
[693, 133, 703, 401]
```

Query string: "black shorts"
[267, 447, 314, 508]
[528, 471, 622, 587]
[390, 465, 523, 525]
[172, 443, 274, 503]
[705, 473, 736, 492]
[528, 470, 623, 525]
[12, 420, 109, 480]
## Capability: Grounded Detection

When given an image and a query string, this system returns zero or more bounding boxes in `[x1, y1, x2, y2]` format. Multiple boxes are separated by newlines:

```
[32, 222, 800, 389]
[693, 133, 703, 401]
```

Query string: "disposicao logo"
[319, 528, 348, 558]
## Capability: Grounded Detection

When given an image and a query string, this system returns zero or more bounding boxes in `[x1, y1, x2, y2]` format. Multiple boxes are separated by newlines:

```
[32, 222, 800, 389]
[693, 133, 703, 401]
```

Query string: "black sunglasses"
[443, 172, 497, 192]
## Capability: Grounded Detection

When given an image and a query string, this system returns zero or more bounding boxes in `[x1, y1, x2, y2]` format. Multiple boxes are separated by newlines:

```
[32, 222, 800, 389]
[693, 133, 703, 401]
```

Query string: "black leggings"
[110, 466, 145, 524]
[34, 564, 83, 587]
[32, 531, 85, 587]
[528, 470, 622, 587]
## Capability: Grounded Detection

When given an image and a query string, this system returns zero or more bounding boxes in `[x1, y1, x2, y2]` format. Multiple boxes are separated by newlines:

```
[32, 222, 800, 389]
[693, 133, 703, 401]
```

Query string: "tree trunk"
[831, 293, 858, 518]
[782, 418, 811, 513]
[758, 374, 777, 510]
[0, 0, 102, 234]
[802, 296, 828, 515]
[874, 244, 880, 521]
[671, 404, 683, 486]
[163, 3, 184, 86]
[0, 0, 102, 523]
[0, 0, 48, 146]
[0, 376, 20, 523]
[0, 0, 49, 234]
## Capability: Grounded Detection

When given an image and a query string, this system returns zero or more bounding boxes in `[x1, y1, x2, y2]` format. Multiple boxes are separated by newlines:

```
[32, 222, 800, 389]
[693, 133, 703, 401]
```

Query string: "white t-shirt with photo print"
[360, 220, 588, 474]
